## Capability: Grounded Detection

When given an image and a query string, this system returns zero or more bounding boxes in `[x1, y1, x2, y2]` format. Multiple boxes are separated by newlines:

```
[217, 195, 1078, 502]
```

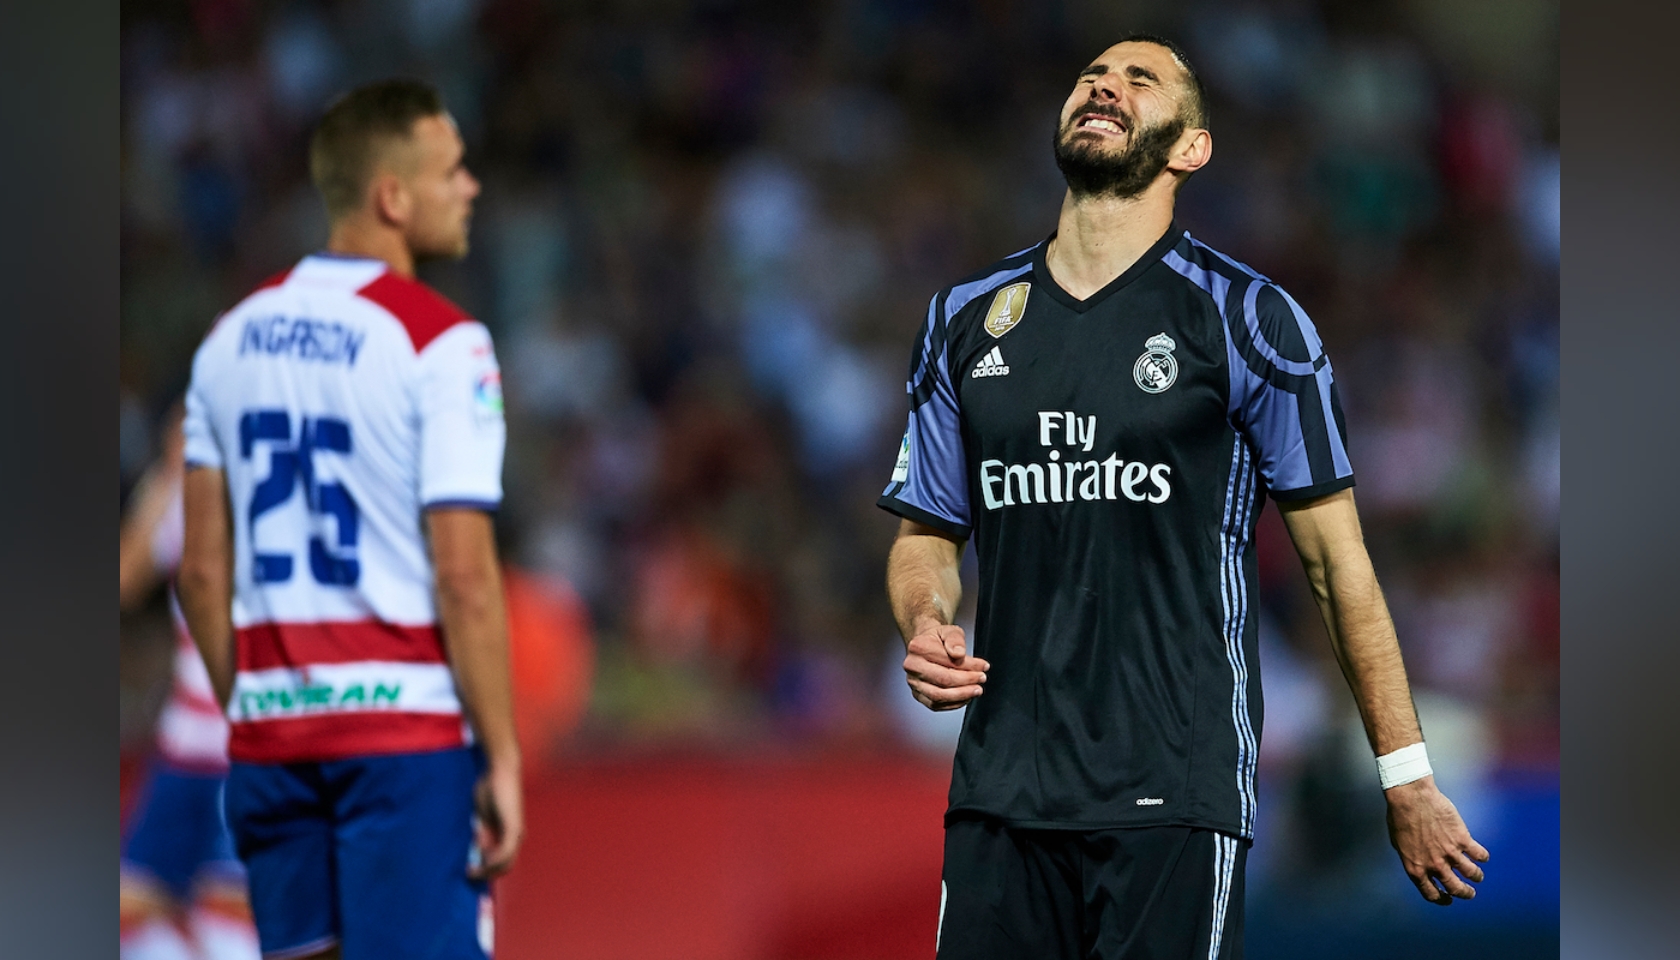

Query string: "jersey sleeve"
[181, 350, 224, 470]
[416, 322, 506, 510]
[1228, 282, 1355, 501]
[877, 295, 971, 538]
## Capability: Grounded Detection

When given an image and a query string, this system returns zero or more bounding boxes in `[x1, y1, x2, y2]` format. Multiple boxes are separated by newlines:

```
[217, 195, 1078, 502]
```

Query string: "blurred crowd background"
[119, 0, 1558, 953]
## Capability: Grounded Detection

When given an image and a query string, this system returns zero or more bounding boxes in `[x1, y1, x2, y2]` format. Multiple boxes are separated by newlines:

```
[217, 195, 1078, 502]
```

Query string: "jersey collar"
[1032, 220, 1185, 314]
[309, 250, 386, 263]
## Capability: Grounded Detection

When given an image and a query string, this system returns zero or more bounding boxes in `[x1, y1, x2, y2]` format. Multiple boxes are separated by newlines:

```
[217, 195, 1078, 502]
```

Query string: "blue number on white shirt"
[240, 411, 297, 583]
[238, 409, 360, 586]
[302, 416, 359, 585]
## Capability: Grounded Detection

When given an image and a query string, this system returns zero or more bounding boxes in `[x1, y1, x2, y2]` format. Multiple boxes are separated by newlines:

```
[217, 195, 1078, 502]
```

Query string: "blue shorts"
[224, 746, 490, 960]
[121, 758, 244, 900]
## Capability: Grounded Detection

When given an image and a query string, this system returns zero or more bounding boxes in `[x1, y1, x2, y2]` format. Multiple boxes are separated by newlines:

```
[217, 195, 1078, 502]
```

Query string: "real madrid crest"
[1133, 332, 1178, 393]
[984, 282, 1030, 338]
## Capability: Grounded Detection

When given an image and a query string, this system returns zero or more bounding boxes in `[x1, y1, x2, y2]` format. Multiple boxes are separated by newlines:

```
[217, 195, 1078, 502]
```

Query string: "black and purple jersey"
[878, 224, 1354, 838]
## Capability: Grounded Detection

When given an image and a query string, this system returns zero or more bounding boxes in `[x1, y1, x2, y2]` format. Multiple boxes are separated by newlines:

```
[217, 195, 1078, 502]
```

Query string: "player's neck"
[325, 218, 416, 279]
[1046, 188, 1175, 301]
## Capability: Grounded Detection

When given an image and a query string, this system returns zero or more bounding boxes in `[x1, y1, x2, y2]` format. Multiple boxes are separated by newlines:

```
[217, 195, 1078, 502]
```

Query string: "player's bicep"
[1276, 487, 1364, 571]
[894, 517, 965, 559]
[416, 323, 506, 509]
[424, 506, 499, 595]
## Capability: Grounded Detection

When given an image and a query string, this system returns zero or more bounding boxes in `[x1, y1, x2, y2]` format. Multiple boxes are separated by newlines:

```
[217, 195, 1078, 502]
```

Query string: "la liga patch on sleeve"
[892, 432, 911, 482]
[474, 370, 503, 423]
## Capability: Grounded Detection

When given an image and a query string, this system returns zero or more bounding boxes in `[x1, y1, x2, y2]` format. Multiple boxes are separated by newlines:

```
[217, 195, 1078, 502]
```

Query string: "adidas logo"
[971, 346, 1010, 378]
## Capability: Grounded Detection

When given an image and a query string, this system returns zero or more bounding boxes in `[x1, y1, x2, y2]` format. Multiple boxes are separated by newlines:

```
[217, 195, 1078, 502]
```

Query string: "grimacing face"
[395, 113, 481, 260]
[1052, 42, 1198, 200]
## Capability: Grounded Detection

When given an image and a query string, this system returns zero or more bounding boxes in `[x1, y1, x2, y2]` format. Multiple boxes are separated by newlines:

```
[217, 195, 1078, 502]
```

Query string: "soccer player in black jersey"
[879, 35, 1489, 959]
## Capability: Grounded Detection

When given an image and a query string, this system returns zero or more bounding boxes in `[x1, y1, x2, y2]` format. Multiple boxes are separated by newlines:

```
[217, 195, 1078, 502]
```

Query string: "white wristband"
[1376, 742, 1432, 790]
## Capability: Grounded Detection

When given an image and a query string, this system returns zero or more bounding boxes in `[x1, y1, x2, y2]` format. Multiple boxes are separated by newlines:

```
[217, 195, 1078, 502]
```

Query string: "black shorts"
[936, 816, 1247, 960]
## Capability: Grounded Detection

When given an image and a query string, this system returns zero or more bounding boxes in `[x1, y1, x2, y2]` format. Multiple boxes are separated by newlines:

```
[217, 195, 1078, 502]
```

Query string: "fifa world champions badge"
[984, 282, 1031, 338]
[1133, 332, 1178, 393]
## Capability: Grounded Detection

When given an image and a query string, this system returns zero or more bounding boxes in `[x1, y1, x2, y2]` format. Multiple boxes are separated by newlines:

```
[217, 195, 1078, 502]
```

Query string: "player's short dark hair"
[1112, 33, 1210, 131]
[309, 79, 446, 220]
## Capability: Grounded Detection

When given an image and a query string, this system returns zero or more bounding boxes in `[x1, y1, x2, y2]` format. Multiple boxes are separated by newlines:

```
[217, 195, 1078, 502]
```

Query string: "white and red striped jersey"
[182, 253, 506, 764]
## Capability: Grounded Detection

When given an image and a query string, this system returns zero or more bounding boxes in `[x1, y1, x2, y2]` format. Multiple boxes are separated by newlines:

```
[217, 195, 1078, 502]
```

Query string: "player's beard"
[1053, 104, 1186, 201]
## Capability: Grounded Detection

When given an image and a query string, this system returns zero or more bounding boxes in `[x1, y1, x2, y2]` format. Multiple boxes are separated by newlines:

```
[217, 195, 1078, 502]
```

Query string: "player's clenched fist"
[903, 618, 990, 711]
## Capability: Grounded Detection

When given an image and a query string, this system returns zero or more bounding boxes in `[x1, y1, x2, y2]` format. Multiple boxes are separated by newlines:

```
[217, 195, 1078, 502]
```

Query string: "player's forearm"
[886, 522, 963, 641]
[1304, 551, 1423, 755]
[434, 557, 521, 770]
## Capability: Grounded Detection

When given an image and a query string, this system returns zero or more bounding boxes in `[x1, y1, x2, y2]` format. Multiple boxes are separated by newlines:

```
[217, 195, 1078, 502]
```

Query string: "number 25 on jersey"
[240, 408, 360, 587]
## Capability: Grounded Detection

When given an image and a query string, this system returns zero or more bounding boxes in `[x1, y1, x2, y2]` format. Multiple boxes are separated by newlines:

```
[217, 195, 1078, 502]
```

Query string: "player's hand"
[470, 759, 525, 880]
[1384, 775, 1489, 905]
[903, 617, 990, 711]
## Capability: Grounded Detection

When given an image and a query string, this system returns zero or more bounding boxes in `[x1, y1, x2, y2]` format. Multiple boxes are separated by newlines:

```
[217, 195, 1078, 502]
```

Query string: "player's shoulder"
[1172, 234, 1322, 364]
[934, 240, 1043, 327]
[1166, 231, 1273, 287]
[218, 254, 480, 353]
[351, 270, 480, 354]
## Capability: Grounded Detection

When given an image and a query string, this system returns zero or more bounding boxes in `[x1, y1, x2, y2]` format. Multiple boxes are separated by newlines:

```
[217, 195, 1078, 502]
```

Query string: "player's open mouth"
[1075, 113, 1126, 135]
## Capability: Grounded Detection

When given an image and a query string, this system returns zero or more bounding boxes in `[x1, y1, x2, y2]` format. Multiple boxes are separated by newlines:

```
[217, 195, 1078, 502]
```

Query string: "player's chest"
[953, 283, 1228, 452]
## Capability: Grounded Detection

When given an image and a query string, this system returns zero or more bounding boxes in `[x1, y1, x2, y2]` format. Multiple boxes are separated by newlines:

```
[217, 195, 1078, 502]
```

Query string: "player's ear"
[370, 172, 411, 227]
[1167, 127, 1211, 176]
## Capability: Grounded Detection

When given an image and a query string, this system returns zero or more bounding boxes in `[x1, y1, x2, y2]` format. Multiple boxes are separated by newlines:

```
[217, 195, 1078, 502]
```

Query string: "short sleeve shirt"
[879, 226, 1353, 838]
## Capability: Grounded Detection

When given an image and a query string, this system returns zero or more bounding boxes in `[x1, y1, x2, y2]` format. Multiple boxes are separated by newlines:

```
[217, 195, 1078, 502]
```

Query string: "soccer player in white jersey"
[177, 79, 521, 960]
[120, 411, 261, 960]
